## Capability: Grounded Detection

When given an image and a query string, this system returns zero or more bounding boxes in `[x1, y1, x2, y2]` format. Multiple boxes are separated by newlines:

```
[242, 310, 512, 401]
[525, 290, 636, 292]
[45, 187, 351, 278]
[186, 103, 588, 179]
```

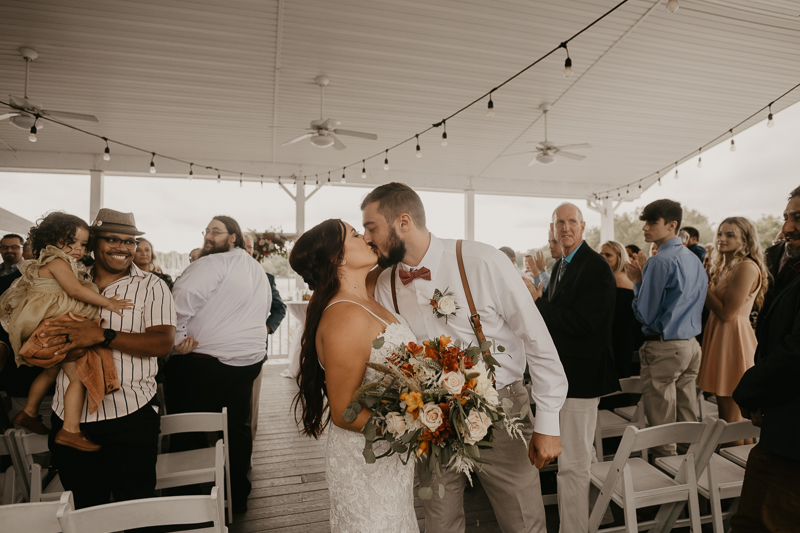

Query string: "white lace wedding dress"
[323, 300, 420, 533]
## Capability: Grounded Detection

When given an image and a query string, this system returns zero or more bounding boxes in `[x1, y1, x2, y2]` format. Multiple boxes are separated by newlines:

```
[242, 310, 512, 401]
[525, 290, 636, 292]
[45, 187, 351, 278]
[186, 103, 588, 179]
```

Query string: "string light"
[697, 150, 702, 168]
[638, 182, 642, 190]
[657, 171, 662, 186]
[486, 93, 495, 117]
[149, 153, 156, 173]
[415, 135, 422, 158]
[240, 173, 243, 187]
[666, 0, 679, 13]
[729, 130, 736, 152]
[188, 163, 193, 180]
[103, 137, 111, 161]
[28, 122, 37, 143]
[561, 42, 572, 78]
[217, 170, 221, 183]
[384, 149, 390, 170]
[327, 171, 331, 183]
[261, 176, 264, 187]
[441, 121, 448, 146]
[341, 167, 346, 184]
[361, 160, 367, 179]
[767, 103, 774, 127]
[674, 164, 679, 179]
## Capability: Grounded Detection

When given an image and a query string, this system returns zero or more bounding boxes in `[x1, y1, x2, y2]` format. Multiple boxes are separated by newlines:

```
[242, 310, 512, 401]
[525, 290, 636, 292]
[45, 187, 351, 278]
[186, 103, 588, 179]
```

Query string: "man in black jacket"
[730, 187, 800, 532]
[528, 202, 619, 533]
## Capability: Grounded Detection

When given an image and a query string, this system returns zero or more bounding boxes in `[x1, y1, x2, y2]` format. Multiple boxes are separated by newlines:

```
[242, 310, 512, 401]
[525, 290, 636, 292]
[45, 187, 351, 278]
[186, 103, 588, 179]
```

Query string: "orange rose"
[400, 391, 424, 417]
[406, 342, 425, 357]
[439, 335, 452, 349]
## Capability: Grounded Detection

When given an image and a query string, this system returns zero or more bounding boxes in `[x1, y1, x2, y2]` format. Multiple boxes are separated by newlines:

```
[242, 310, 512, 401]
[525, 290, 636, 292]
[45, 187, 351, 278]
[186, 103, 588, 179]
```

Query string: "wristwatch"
[100, 328, 117, 348]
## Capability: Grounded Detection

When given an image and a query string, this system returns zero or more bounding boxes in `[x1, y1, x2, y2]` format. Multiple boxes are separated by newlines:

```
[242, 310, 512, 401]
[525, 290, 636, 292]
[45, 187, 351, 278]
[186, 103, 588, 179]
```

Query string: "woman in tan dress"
[697, 217, 768, 440]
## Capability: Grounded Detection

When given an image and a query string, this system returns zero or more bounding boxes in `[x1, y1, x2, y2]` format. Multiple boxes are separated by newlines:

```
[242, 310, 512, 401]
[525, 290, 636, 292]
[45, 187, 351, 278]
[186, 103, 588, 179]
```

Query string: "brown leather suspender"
[390, 240, 488, 356]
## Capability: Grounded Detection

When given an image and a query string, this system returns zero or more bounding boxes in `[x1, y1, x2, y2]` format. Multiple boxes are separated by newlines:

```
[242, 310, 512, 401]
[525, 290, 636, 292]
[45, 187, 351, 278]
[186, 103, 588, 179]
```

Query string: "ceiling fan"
[0, 47, 100, 133]
[281, 75, 377, 151]
[504, 103, 590, 165]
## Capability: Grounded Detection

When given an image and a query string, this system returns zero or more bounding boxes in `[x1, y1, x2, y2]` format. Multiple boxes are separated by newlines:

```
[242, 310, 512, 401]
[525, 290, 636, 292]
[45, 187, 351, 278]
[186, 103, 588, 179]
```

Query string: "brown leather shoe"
[55, 429, 101, 452]
[12, 410, 50, 435]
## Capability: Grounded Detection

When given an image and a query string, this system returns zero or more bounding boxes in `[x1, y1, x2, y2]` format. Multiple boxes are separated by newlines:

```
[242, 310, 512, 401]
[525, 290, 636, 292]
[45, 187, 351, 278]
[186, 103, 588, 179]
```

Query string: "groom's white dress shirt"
[375, 234, 567, 436]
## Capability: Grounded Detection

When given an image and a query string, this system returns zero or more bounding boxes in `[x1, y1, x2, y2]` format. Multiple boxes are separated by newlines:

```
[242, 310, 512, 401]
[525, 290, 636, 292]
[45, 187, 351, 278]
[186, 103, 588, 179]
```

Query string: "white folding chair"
[595, 377, 648, 462]
[58, 486, 226, 533]
[655, 419, 760, 533]
[1, 429, 23, 504]
[589, 422, 707, 533]
[156, 408, 233, 523]
[718, 443, 756, 468]
[11, 430, 64, 502]
[698, 391, 719, 420]
[0, 490, 73, 532]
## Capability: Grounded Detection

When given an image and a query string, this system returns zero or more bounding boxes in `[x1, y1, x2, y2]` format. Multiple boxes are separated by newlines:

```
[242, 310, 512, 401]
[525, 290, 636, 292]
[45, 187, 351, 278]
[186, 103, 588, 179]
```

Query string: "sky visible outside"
[1, 100, 798, 255]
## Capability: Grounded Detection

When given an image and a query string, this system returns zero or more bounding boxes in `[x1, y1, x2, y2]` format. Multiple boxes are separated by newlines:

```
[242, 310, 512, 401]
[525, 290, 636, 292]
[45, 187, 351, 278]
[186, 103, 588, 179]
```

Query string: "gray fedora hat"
[90, 208, 145, 236]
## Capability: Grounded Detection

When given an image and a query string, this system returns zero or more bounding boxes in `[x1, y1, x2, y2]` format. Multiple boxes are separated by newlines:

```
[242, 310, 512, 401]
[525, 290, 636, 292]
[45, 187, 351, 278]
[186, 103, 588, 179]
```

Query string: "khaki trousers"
[249, 366, 264, 438]
[557, 397, 599, 533]
[639, 338, 701, 456]
[417, 380, 546, 533]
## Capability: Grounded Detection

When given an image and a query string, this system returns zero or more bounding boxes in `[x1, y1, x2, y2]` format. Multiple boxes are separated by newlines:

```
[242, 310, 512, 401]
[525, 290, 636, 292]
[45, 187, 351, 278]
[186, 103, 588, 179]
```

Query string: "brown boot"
[55, 429, 101, 452]
[13, 410, 50, 435]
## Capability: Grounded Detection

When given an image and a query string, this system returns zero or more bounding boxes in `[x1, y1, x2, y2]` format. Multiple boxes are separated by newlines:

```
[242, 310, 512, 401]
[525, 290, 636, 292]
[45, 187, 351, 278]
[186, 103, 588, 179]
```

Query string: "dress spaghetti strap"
[324, 299, 390, 326]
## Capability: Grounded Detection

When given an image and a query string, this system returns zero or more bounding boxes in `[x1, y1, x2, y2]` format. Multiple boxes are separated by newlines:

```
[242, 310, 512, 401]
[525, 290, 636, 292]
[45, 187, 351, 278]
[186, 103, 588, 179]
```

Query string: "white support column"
[586, 197, 618, 244]
[464, 189, 475, 241]
[89, 170, 104, 222]
[295, 179, 306, 235]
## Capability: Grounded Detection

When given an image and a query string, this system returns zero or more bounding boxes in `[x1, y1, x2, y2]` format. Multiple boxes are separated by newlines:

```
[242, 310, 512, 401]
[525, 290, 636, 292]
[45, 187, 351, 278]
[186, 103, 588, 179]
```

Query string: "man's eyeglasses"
[202, 229, 229, 237]
[0, 245, 22, 251]
[96, 236, 138, 249]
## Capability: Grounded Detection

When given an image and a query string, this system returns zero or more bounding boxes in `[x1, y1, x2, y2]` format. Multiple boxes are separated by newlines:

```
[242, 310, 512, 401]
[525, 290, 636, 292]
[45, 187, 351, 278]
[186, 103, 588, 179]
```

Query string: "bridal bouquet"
[342, 335, 526, 499]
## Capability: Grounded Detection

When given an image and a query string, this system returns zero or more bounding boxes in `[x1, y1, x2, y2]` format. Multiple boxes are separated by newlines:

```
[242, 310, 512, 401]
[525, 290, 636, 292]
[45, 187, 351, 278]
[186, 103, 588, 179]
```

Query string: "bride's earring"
[340, 259, 346, 265]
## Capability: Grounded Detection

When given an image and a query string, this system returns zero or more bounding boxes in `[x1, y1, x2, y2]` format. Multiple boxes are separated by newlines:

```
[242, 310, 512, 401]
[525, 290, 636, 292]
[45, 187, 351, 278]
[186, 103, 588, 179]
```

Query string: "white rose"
[463, 409, 492, 445]
[438, 371, 466, 396]
[481, 386, 500, 407]
[384, 412, 407, 437]
[404, 411, 423, 431]
[437, 295, 457, 315]
[420, 403, 444, 432]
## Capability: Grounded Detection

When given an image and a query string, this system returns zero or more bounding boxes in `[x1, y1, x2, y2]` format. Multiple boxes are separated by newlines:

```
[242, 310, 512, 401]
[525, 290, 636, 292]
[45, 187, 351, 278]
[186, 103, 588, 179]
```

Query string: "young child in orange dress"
[0, 212, 133, 451]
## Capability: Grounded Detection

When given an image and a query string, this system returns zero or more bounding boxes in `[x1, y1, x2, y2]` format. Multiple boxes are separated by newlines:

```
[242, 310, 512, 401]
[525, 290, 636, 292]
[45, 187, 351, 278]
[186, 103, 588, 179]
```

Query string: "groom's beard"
[376, 226, 407, 269]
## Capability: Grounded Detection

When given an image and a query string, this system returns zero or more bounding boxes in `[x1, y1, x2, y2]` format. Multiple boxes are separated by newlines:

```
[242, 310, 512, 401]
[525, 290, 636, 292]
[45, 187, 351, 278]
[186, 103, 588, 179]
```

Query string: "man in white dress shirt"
[362, 183, 568, 533]
[168, 215, 270, 514]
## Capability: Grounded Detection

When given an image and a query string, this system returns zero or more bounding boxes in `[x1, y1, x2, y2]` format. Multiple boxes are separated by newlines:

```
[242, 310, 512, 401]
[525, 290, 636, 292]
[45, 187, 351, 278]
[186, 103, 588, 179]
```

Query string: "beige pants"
[639, 338, 701, 456]
[249, 366, 264, 439]
[417, 380, 546, 533]
[557, 397, 599, 533]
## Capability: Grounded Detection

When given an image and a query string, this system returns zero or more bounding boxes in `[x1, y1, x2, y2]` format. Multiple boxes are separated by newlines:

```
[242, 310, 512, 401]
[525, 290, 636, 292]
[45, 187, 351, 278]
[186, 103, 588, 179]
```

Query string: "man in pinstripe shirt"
[41, 209, 176, 509]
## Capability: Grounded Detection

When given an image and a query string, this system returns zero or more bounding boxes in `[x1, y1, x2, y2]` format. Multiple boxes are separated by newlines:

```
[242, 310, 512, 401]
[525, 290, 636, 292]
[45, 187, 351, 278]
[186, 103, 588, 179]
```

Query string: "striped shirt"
[53, 263, 176, 423]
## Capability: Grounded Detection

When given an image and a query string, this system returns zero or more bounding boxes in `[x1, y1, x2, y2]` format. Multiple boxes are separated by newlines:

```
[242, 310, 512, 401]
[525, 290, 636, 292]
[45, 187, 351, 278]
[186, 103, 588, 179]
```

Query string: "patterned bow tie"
[399, 267, 431, 286]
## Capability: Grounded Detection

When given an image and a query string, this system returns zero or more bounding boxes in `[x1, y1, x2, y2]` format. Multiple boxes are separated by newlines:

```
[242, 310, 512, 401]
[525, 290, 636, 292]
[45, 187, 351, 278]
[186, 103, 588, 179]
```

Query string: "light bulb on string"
[767, 104, 774, 128]
[28, 123, 37, 143]
[327, 172, 331, 183]
[666, 0, 679, 13]
[261, 176, 264, 188]
[188, 163, 194, 180]
[441, 121, 448, 146]
[674, 165, 679, 179]
[240, 173, 243, 188]
[103, 138, 111, 161]
[697, 155, 702, 168]
[341, 168, 346, 184]
[415, 135, 422, 158]
[384, 150, 390, 171]
[149, 153, 156, 174]
[217, 170, 221, 184]
[561, 43, 573, 78]
[361, 160, 367, 179]
[486, 93, 495, 117]
[657, 172, 662, 186]
[729, 130, 736, 152]
[639, 182, 642, 190]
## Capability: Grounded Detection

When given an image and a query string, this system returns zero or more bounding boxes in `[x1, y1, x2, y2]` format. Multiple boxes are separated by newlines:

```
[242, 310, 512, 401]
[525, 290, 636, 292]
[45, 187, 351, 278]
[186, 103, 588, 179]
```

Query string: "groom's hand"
[528, 432, 561, 469]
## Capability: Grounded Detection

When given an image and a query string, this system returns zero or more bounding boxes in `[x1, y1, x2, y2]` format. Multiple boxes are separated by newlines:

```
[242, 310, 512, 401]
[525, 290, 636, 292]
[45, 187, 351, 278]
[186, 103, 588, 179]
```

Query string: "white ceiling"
[1, 0, 799, 199]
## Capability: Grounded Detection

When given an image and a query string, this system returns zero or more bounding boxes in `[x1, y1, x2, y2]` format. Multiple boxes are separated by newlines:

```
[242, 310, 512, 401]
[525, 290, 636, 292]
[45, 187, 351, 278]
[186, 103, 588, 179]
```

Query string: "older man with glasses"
[0, 234, 25, 277]
[168, 215, 270, 515]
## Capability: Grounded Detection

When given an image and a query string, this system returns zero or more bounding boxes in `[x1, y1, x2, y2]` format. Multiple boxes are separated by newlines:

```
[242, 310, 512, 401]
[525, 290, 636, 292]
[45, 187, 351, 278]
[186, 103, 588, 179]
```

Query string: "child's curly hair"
[27, 212, 91, 259]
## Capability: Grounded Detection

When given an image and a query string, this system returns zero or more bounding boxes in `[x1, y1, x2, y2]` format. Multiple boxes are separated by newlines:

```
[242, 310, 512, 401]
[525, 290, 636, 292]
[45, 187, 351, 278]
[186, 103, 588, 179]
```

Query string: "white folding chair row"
[718, 443, 755, 468]
[698, 392, 720, 420]
[156, 407, 233, 523]
[0, 488, 227, 533]
[654, 418, 760, 533]
[589, 421, 710, 533]
[595, 377, 648, 462]
[9, 428, 64, 502]
[1, 429, 23, 504]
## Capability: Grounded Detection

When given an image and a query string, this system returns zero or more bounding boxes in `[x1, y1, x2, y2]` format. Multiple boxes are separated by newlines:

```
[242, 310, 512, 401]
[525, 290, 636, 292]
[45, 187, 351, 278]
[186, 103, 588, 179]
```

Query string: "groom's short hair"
[361, 182, 427, 230]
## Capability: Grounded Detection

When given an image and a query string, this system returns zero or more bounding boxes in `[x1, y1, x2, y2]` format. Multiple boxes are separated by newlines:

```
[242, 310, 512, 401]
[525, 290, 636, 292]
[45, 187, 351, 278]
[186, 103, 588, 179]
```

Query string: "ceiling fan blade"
[0, 113, 20, 121]
[8, 95, 32, 109]
[556, 143, 591, 150]
[319, 118, 340, 131]
[281, 132, 314, 146]
[41, 109, 99, 122]
[333, 129, 378, 141]
[558, 151, 586, 161]
[527, 158, 539, 167]
[331, 134, 347, 151]
[500, 151, 536, 158]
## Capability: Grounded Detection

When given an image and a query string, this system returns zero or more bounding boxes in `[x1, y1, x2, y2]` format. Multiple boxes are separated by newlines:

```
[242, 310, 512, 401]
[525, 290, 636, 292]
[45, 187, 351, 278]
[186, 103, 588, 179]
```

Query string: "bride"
[289, 219, 420, 533]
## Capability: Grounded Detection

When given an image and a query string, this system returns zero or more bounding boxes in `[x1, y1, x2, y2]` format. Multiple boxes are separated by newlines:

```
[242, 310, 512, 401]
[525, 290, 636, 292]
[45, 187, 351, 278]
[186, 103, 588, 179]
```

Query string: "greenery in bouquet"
[342, 335, 526, 500]
[250, 229, 290, 259]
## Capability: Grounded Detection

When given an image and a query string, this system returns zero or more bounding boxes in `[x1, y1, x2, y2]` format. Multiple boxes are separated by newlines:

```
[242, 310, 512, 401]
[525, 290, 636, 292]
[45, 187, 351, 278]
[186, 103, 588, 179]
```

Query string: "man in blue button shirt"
[624, 199, 707, 456]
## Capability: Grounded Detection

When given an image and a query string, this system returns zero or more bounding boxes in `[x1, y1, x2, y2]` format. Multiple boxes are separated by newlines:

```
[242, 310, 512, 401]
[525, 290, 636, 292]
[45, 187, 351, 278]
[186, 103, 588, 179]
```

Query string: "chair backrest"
[0, 490, 73, 532]
[12, 430, 50, 500]
[58, 486, 225, 533]
[160, 408, 227, 436]
[618, 376, 642, 395]
[1, 429, 20, 505]
[0, 428, 13, 456]
[716, 419, 760, 447]
[620, 421, 707, 456]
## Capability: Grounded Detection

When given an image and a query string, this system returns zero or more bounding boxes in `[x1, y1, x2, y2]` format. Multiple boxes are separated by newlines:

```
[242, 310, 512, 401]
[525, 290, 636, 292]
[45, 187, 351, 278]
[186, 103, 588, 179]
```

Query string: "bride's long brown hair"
[288, 219, 346, 438]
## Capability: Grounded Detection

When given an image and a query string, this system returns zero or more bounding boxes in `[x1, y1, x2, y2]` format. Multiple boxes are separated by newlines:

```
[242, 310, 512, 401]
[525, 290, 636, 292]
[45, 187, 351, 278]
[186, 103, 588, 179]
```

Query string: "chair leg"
[621, 466, 639, 533]
[685, 454, 703, 532]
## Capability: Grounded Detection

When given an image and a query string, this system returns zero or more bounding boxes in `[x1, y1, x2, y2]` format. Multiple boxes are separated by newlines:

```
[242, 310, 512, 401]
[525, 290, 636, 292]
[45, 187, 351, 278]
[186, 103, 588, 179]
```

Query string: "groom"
[362, 182, 568, 533]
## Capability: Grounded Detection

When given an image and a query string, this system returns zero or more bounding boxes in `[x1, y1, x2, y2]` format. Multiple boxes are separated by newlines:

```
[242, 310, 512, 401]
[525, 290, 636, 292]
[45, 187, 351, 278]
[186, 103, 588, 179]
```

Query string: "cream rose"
[437, 295, 457, 315]
[404, 411, 423, 431]
[438, 371, 466, 395]
[384, 412, 407, 437]
[463, 409, 492, 445]
[481, 386, 500, 407]
[420, 403, 444, 432]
